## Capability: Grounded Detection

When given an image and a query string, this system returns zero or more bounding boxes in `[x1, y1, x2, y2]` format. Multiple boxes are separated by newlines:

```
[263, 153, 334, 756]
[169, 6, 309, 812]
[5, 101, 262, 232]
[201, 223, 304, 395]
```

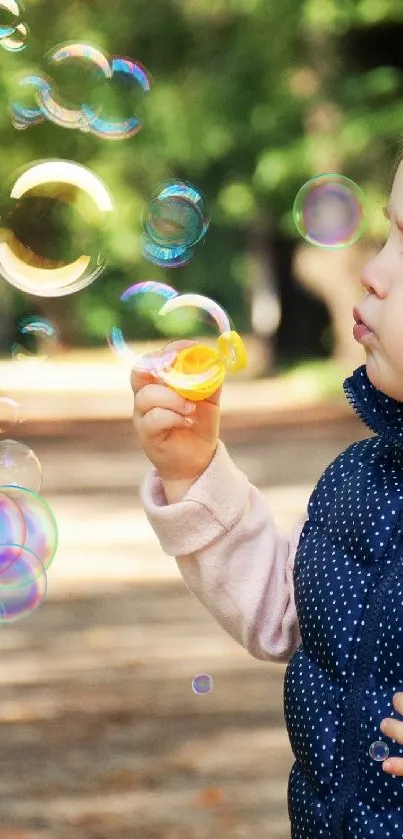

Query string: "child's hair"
[392, 139, 403, 178]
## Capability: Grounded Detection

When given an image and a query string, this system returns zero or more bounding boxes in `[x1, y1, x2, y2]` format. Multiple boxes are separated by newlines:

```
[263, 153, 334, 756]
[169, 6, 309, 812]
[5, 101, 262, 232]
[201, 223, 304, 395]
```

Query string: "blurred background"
[0, 0, 401, 837]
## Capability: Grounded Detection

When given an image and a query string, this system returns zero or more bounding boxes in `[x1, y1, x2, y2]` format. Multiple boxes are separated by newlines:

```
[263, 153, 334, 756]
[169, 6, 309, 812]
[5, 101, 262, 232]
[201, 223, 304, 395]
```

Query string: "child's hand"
[380, 692, 403, 774]
[131, 340, 221, 483]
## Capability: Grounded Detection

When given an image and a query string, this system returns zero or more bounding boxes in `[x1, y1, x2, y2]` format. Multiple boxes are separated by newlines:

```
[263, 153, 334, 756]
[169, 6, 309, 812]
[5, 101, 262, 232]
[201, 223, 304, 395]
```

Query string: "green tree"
[0, 0, 402, 367]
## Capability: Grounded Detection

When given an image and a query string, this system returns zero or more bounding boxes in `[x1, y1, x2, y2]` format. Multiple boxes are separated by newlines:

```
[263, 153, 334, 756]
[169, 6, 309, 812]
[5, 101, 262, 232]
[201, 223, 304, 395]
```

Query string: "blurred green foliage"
[0, 0, 402, 348]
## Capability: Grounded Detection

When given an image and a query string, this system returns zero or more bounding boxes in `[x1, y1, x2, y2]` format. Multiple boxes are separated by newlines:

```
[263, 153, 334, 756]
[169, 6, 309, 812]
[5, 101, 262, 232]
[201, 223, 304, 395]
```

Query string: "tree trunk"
[245, 219, 281, 376]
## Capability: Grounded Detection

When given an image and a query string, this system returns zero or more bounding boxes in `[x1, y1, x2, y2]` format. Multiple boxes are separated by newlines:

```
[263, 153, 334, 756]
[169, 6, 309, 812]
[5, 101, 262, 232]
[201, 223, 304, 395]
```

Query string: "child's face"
[357, 160, 403, 401]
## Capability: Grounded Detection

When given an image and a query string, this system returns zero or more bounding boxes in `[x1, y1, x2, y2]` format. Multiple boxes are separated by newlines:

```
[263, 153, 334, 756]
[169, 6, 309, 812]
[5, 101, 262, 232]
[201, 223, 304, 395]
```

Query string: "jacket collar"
[343, 365, 403, 450]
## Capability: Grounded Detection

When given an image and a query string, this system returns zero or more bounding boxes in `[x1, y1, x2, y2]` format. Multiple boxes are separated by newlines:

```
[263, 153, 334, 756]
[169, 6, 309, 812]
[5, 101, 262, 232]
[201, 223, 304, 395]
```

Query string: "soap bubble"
[0, 545, 47, 622]
[140, 235, 194, 269]
[0, 159, 114, 296]
[0, 439, 42, 492]
[0, 485, 58, 571]
[0, 397, 21, 434]
[107, 281, 179, 367]
[369, 740, 390, 762]
[192, 673, 213, 695]
[143, 182, 208, 249]
[0, 489, 26, 547]
[142, 182, 209, 267]
[0, 0, 21, 38]
[0, 0, 27, 53]
[293, 174, 368, 249]
[11, 316, 58, 363]
[37, 42, 112, 132]
[10, 75, 48, 131]
[11, 47, 152, 140]
[82, 56, 152, 140]
[0, 19, 27, 52]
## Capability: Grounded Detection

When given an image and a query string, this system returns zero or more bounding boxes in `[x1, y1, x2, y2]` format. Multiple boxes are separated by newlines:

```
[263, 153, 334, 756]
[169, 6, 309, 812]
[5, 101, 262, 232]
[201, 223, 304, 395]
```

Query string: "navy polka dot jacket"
[285, 365, 403, 838]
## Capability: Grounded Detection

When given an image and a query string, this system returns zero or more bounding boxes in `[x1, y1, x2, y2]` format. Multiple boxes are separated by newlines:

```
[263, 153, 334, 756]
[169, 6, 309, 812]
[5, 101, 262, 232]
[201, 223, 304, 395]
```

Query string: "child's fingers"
[131, 368, 158, 395]
[380, 717, 403, 744]
[141, 406, 194, 438]
[133, 383, 195, 422]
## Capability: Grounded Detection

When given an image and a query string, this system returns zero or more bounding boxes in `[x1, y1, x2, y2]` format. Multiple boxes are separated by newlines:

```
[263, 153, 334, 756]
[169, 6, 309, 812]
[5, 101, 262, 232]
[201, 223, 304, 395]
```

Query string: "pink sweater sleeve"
[140, 440, 304, 662]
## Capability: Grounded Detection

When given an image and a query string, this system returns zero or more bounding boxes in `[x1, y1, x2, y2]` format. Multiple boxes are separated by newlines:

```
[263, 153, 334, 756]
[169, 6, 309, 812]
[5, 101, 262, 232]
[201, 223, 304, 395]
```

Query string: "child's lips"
[353, 322, 373, 342]
[352, 307, 376, 343]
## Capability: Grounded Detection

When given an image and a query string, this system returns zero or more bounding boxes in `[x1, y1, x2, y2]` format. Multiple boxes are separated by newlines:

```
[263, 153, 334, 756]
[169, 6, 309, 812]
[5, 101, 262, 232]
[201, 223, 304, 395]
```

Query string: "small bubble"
[369, 740, 389, 762]
[192, 673, 213, 695]
[293, 174, 368, 249]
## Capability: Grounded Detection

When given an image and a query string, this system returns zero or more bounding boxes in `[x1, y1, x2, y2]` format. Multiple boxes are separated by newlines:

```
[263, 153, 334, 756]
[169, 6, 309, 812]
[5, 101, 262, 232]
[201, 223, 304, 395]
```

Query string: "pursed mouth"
[353, 307, 374, 333]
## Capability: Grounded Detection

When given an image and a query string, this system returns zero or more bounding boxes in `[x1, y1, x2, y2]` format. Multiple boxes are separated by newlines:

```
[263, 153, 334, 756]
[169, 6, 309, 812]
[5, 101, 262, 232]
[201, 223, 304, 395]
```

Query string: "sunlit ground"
[0, 387, 368, 838]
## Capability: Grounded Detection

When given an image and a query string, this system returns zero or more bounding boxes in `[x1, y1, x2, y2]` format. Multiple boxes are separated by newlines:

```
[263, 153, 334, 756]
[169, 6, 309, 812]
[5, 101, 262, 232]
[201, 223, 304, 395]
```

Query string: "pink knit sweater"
[140, 440, 305, 662]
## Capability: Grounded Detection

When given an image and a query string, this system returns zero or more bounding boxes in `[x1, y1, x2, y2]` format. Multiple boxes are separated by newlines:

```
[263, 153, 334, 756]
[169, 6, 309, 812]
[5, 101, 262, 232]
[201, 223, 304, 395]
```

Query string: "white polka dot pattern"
[284, 366, 403, 837]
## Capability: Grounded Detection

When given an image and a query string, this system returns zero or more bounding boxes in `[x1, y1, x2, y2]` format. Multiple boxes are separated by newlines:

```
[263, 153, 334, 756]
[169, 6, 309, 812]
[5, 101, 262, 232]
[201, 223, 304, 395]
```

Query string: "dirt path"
[0, 411, 369, 839]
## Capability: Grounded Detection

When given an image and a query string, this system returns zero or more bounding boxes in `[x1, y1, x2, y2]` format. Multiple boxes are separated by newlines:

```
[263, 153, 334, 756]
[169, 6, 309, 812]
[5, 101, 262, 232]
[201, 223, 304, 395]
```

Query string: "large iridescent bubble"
[0, 159, 113, 296]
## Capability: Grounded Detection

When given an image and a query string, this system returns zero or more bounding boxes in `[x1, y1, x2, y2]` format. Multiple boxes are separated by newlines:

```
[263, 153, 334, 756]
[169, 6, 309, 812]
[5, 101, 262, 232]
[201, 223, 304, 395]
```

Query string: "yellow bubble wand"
[156, 294, 247, 401]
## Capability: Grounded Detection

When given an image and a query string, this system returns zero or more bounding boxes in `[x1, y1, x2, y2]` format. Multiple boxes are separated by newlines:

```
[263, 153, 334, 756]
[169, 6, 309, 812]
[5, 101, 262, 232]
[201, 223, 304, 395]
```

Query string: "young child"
[132, 160, 403, 839]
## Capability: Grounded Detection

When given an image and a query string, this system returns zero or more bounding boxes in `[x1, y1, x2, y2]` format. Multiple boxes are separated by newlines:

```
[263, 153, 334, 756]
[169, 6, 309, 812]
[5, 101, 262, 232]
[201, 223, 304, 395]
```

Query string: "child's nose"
[360, 249, 389, 298]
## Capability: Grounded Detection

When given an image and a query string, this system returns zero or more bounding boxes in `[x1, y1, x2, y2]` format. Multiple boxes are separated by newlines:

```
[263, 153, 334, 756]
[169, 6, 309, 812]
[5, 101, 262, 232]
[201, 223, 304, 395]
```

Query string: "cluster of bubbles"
[293, 173, 368, 249]
[141, 181, 209, 268]
[0, 0, 28, 54]
[0, 155, 240, 396]
[0, 4, 373, 663]
[0, 25, 236, 640]
[11, 43, 152, 140]
[0, 438, 58, 623]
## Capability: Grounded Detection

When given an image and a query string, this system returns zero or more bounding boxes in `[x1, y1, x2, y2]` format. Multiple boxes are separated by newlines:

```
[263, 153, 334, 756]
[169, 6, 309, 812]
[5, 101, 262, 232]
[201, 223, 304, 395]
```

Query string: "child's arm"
[140, 439, 305, 662]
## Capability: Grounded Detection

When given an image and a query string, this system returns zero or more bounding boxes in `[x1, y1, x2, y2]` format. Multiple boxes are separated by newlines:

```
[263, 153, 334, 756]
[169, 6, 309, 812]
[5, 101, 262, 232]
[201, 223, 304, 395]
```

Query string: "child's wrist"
[161, 476, 200, 504]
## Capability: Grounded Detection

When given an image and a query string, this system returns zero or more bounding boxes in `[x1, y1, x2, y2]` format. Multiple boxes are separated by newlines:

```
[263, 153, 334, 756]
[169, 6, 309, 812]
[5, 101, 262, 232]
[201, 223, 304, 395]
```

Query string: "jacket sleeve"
[140, 439, 305, 662]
